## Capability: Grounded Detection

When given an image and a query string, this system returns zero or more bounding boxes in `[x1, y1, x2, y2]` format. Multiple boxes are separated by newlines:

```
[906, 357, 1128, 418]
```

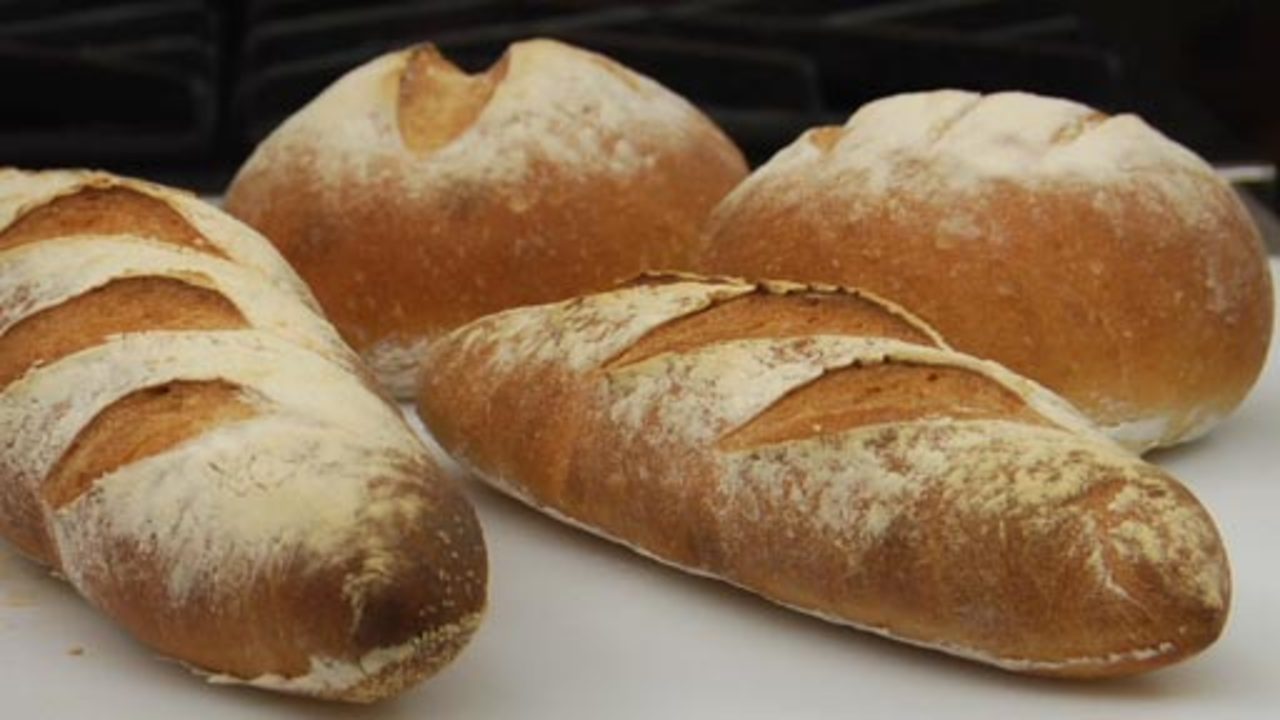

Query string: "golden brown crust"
[0, 276, 247, 562]
[418, 276, 1230, 677]
[0, 187, 226, 257]
[77, 463, 487, 691]
[225, 39, 749, 396]
[43, 381, 256, 510]
[266, 609, 484, 704]
[397, 46, 507, 154]
[718, 363, 1052, 450]
[0, 169, 487, 702]
[698, 90, 1274, 451]
[0, 277, 247, 389]
[609, 287, 939, 369]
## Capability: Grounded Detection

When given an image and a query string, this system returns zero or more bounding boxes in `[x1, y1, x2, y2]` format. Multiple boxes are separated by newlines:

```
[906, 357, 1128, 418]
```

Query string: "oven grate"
[0, 0, 1269, 202]
[0, 0, 219, 168]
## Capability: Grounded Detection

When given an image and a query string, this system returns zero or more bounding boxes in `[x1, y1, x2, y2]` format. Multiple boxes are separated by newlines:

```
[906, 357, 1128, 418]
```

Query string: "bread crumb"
[68, 646, 84, 656]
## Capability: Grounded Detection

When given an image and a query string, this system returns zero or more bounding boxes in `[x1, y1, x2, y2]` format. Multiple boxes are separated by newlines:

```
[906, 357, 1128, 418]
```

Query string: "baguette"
[0, 168, 486, 702]
[417, 273, 1229, 677]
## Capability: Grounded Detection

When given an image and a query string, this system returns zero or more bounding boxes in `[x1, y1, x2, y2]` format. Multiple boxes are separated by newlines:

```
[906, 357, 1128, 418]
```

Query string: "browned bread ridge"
[417, 273, 1230, 678]
[698, 90, 1274, 453]
[0, 168, 487, 702]
[225, 38, 749, 398]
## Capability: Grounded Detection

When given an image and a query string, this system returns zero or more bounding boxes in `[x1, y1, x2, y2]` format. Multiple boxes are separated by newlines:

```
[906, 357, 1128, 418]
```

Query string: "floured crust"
[0, 168, 318, 307]
[203, 611, 483, 703]
[469, 453, 1203, 679]
[225, 38, 748, 398]
[699, 89, 1274, 451]
[418, 276, 1231, 678]
[0, 169, 487, 702]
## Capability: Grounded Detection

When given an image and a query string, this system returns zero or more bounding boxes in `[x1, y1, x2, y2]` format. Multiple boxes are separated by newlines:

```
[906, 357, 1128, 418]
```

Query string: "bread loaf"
[225, 38, 749, 397]
[0, 168, 486, 702]
[698, 90, 1274, 452]
[417, 273, 1229, 677]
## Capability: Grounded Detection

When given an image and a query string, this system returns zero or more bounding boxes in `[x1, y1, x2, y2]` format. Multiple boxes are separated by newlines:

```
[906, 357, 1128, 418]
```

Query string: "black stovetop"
[1, 0, 1276, 232]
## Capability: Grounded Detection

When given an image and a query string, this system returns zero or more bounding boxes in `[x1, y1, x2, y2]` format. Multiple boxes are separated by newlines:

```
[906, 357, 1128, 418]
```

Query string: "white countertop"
[3, 262, 1278, 719]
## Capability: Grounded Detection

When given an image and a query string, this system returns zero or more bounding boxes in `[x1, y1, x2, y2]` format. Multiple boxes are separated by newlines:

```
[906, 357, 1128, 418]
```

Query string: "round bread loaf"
[226, 38, 748, 397]
[699, 90, 1274, 452]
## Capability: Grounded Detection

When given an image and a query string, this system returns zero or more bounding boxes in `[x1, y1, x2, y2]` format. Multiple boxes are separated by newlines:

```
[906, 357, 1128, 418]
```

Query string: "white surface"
[2, 266, 1278, 719]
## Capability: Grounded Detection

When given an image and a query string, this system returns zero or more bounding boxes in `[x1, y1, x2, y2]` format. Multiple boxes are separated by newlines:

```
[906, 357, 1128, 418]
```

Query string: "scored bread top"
[0, 169, 318, 304]
[699, 90, 1273, 451]
[420, 273, 1229, 677]
[240, 38, 738, 212]
[0, 168, 485, 702]
[225, 39, 750, 397]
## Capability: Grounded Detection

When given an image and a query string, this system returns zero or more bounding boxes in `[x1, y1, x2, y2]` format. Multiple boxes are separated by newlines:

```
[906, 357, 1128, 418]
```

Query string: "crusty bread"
[698, 90, 1274, 452]
[417, 273, 1230, 678]
[0, 168, 486, 702]
[225, 38, 749, 397]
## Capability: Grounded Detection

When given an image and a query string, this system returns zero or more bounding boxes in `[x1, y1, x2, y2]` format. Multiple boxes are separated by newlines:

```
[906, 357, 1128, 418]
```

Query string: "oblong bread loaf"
[417, 273, 1229, 678]
[0, 168, 487, 702]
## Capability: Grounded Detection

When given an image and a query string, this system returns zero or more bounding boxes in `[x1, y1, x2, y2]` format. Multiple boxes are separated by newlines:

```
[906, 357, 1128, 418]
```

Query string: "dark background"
[1, 0, 1276, 224]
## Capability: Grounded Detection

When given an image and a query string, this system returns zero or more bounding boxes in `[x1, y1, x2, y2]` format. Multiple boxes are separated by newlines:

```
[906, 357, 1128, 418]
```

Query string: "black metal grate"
[0, 0, 219, 169]
[231, 0, 1136, 165]
[0, 0, 1270, 197]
